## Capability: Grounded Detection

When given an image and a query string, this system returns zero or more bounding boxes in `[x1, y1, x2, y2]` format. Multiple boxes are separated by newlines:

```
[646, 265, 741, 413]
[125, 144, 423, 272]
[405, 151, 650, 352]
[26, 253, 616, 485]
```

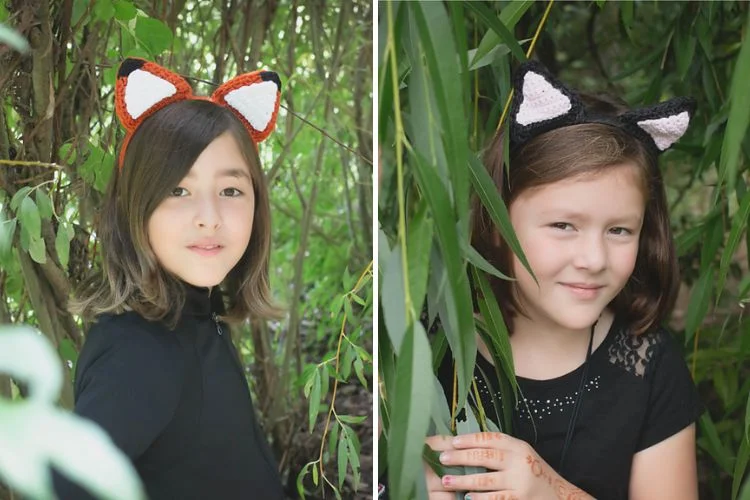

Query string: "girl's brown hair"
[471, 95, 679, 336]
[69, 99, 281, 329]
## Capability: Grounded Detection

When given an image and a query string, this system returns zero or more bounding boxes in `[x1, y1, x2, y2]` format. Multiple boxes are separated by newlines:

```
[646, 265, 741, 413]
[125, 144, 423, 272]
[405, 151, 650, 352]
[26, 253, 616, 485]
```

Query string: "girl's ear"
[211, 71, 282, 143]
[618, 97, 696, 152]
[115, 58, 193, 131]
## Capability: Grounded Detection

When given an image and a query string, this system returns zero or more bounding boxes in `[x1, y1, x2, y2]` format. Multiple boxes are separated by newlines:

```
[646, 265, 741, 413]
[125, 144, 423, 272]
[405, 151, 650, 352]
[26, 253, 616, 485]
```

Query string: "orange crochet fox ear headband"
[114, 57, 281, 169]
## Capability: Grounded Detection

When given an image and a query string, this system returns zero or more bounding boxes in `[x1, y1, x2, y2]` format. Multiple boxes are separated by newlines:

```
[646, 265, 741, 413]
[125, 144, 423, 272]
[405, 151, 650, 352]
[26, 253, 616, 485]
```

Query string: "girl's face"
[508, 163, 645, 332]
[147, 132, 255, 288]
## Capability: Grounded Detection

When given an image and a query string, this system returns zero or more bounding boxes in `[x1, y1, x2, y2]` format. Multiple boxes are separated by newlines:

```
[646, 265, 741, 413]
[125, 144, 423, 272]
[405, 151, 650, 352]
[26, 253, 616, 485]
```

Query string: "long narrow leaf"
[412, 149, 476, 412]
[464, 2, 527, 63]
[468, 155, 536, 283]
[717, 7, 750, 195]
[387, 322, 433, 500]
[716, 188, 750, 303]
[473, 1, 533, 65]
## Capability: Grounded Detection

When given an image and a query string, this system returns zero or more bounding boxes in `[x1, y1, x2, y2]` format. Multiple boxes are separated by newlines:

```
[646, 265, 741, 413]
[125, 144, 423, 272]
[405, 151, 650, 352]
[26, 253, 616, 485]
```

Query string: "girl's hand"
[425, 435, 458, 500]
[437, 432, 594, 500]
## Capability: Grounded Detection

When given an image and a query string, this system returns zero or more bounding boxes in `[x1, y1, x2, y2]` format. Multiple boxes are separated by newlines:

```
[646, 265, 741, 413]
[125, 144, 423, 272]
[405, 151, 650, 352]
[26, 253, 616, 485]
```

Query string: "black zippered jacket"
[54, 284, 284, 499]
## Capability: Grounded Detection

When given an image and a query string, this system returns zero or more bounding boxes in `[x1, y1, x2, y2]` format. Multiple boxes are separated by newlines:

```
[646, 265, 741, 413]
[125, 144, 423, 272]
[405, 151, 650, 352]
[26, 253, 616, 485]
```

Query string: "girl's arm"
[629, 424, 698, 500]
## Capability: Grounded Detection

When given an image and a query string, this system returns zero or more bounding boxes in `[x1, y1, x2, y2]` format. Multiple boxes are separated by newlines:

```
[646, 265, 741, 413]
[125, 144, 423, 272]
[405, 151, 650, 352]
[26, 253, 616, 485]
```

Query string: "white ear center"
[637, 111, 690, 150]
[516, 72, 572, 126]
[223, 80, 278, 131]
[124, 69, 177, 120]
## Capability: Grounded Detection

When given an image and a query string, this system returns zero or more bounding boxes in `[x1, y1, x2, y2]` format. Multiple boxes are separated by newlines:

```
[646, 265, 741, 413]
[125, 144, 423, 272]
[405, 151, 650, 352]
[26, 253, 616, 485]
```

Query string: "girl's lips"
[188, 245, 223, 256]
[561, 283, 604, 300]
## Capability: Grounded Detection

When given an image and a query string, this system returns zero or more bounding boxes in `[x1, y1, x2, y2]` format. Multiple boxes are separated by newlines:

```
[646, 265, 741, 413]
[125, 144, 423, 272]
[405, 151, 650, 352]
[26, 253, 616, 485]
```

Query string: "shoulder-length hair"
[69, 99, 282, 329]
[471, 94, 679, 336]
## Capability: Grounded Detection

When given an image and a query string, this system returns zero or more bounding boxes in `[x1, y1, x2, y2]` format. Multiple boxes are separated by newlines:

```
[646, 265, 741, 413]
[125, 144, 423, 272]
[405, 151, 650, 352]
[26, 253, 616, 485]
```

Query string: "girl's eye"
[550, 222, 573, 231]
[609, 227, 632, 236]
[221, 187, 243, 197]
[171, 187, 188, 197]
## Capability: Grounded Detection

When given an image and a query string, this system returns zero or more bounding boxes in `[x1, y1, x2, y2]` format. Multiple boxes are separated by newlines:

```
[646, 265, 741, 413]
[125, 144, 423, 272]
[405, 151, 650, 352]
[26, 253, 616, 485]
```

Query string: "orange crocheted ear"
[115, 58, 193, 167]
[211, 71, 281, 143]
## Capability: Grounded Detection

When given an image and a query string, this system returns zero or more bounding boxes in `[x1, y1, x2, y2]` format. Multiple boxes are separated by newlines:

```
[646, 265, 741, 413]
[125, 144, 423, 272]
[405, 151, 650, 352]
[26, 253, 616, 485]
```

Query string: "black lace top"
[437, 315, 703, 500]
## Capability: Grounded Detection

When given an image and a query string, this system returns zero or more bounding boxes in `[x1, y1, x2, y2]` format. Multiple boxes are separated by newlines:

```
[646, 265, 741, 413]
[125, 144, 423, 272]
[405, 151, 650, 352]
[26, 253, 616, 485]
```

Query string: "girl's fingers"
[426, 434, 455, 451]
[424, 462, 444, 490]
[427, 492, 457, 500]
[439, 447, 508, 470]
[463, 492, 519, 500]
[451, 432, 514, 450]
[440, 471, 507, 492]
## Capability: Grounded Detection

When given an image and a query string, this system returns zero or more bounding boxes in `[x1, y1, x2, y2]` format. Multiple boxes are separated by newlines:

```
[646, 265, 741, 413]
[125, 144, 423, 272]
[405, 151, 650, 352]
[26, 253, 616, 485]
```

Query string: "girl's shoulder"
[605, 319, 685, 380]
[79, 311, 185, 374]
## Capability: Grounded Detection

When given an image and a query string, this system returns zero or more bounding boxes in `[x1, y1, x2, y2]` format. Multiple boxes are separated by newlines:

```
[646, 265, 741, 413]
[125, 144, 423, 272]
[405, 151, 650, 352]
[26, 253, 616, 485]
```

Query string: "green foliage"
[379, 1, 750, 498]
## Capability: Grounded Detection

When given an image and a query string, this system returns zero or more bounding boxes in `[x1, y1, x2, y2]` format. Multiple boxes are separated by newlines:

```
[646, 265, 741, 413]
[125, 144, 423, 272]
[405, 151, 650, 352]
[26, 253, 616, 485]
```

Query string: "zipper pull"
[211, 312, 223, 336]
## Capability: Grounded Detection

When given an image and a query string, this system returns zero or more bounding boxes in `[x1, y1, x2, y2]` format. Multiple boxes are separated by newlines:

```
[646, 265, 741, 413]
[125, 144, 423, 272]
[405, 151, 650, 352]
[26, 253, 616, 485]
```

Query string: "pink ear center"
[124, 69, 178, 120]
[636, 112, 690, 151]
[223, 81, 278, 132]
[516, 72, 572, 126]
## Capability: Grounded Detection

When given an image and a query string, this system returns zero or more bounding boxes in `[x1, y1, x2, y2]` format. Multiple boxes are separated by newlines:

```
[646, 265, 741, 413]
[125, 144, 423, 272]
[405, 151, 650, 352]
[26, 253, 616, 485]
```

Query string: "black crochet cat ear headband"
[508, 61, 695, 155]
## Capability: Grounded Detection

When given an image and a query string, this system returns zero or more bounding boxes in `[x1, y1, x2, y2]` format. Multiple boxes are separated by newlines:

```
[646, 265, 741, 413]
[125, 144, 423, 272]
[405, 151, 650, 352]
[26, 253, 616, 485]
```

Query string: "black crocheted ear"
[618, 97, 696, 153]
[509, 61, 584, 150]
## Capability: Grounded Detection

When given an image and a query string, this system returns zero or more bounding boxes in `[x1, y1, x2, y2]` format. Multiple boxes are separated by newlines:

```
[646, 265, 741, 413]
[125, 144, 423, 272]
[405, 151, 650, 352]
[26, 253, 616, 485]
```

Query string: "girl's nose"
[573, 233, 607, 272]
[194, 198, 222, 229]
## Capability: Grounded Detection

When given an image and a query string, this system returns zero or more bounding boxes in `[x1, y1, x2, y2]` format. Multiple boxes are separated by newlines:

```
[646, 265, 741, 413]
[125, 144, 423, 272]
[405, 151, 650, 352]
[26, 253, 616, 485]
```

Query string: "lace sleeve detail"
[606, 325, 666, 377]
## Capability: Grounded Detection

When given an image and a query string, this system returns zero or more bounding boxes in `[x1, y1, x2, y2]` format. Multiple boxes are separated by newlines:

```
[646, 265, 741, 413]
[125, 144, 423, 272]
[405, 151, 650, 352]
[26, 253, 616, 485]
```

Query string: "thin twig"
[0, 159, 63, 169]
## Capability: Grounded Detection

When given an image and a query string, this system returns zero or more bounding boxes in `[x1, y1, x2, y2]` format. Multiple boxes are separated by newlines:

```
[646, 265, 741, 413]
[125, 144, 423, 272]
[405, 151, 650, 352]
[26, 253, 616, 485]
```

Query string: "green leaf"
[411, 150, 475, 410]
[472, 1, 533, 66]
[35, 190, 54, 220]
[308, 369, 321, 432]
[387, 322, 432, 500]
[337, 427, 349, 488]
[716, 189, 750, 303]
[113, 0, 137, 20]
[338, 415, 367, 425]
[28, 236, 46, 264]
[135, 17, 173, 56]
[734, 411, 750, 500]
[461, 239, 513, 281]
[468, 156, 535, 283]
[464, 2, 526, 63]
[0, 218, 16, 261]
[58, 142, 77, 164]
[296, 462, 311, 498]
[312, 461, 319, 486]
[10, 186, 32, 212]
[353, 356, 368, 390]
[340, 343, 355, 381]
[411, 2, 470, 219]
[407, 199, 433, 313]
[700, 215, 723, 273]
[684, 269, 713, 344]
[19, 197, 41, 241]
[55, 222, 71, 269]
[717, 7, 750, 195]
[93, 0, 115, 20]
[698, 412, 733, 475]
[381, 245, 407, 352]
[675, 224, 704, 257]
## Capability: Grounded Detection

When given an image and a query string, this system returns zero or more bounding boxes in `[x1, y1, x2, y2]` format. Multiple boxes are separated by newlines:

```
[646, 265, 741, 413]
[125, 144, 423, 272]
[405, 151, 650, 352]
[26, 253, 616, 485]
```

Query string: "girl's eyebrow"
[185, 168, 252, 181]
[540, 210, 642, 224]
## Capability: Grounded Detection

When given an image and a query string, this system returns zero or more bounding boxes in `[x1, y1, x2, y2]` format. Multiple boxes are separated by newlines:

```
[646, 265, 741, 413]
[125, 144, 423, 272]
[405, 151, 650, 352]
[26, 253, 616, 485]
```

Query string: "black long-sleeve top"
[54, 284, 284, 499]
